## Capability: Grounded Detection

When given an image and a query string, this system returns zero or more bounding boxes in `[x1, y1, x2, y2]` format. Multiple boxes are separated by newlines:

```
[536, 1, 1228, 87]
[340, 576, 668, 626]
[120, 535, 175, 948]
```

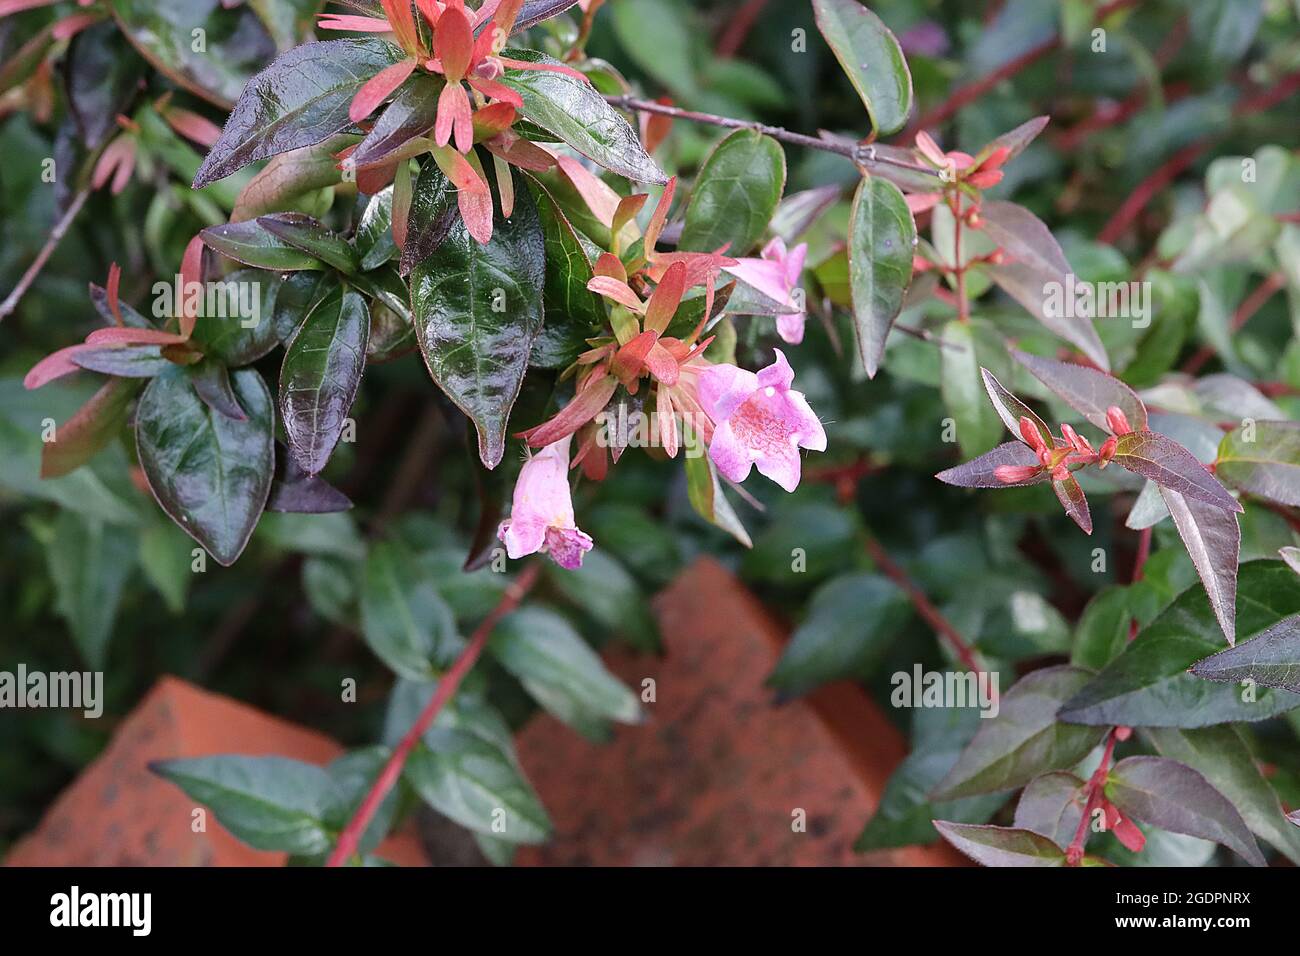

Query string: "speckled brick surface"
[514, 557, 965, 866]
[4, 677, 428, 867]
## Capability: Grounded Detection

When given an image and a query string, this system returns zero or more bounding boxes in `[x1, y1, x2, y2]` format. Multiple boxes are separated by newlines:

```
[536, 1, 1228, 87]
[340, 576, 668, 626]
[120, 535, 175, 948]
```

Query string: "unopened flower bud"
[994, 464, 1041, 484]
[965, 207, 983, 228]
[1097, 435, 1118, 467]
[1060, 423, 1093, 455]
[1018, 416, 1047, 454]
[1105, 405, 1134, 436]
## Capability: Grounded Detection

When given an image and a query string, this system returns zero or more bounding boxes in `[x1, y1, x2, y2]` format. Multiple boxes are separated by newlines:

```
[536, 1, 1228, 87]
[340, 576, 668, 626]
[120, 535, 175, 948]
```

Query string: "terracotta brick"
[514, 557, 966, 866]
[4, 677, 428, 867]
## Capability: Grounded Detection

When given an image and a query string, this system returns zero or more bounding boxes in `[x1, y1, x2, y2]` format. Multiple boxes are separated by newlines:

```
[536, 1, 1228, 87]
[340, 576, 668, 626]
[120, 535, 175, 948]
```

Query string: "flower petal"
[349, 58, 416, 123]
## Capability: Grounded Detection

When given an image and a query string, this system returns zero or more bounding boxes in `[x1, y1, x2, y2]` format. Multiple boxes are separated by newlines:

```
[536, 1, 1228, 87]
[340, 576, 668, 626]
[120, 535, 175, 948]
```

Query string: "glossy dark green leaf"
[189, 269, 282, 366]
[856, 708, 1007, 851]
[410, 173, 545, 469]
[273, 271, 339, 342]
[1190, 612, 1300, 692]
[935, 441, 1048, 488]
[769, 572, 910, 696]
[70, 345, 171, 379]
[398, 160, 457, 276]
[355, 186, 397, 272]
[259, 213, 361, 275]
[1105, 755, 1264, 866]
[111, 0, 279, 109]
[352, 74, 439, 169]
[405, 728, 552, 844]
[189, 361, 247, 422]
[267, 443, 354, 514]
[490, 607, 643, 737]
[39, 510, 134, 669]
[516, 0, 583, 33]
[499, 49, 667, 184]
[1216, 420, 1300, 507]
[983, 203, 1109, 369]
[349, 264, 411, 322]
[932, 666, 1106, 800]
[849, 175, 915, 378]
[64, 20, 145, 148]
[1145, 725, 1300, 864]
[812, 0, 913, 136]
[933, 821, 1068, 867]
[192, 38, 405, 185]
[1113, 431, 1241, 513]
[1010, 347, 1145, 432]
[202, 220, 326, 272]
[1058, 562, 1300, 727]
[526, 174, 607, 369]
[150, 755, 334, 855]
[135, 367, 274, 566]
[679, 129, 785, 256]
[280, 286, 369, 475]
[360, 541, 460, 680]
[1160, 487, 1239, 644]
[41, 377, 140, 480]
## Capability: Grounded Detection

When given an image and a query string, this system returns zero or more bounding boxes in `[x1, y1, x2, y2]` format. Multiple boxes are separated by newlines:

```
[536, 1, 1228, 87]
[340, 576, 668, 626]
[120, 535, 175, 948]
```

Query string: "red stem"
[1065, 728, 1119, 866]
[324, 562, 542, 867]
[864, 535, 984, 674]
[715, 0, 769, 59]
[1097, 141, 1204, 244]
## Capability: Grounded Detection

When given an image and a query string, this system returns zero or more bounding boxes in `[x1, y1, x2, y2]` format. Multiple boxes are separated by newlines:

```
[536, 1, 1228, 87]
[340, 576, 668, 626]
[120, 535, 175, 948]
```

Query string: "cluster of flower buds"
[993, 407, 1129, 485]
[904, 131, 1011, 215]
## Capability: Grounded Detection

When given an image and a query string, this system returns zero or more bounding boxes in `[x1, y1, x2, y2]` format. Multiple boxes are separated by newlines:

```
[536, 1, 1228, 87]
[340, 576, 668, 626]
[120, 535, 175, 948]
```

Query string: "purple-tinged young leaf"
[981, 368, 1052, 448]
[1010, 348, 1146, 433]
[1215, 419, 1300, 507]
[771, 185, 841, 243]
[1289, 809, 1300, 828]
[193, 39, 406, 187]
[932, 666, 1106, 800]
[1013, 771, 1085, 849]
[1190, 612, 1300, 692]
[1058, 563, 1300, 729]
[932, 821, 1067, 867]
[935, 441, 1049, 488]
[1113, 431, 1241, 513]
[1281, 546, 1300, 576]
[1053, 474, 1092, 535]
[1104, 756, 1265, 867]
[70, 344, 172, 379]
[280, 287, 370, 476]
[189, 362, 247, 422]
[982, 205, 1108, 370]
[1161, 487, 1239, 645]
[267, 444, 353, 514]
[514, 0, 583, 34]
[972, 116, 1050, 168]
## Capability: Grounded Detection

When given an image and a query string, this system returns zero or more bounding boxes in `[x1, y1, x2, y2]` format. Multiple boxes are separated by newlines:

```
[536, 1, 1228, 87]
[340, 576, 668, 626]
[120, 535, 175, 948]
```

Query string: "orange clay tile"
[514, 557, 966, 866]
[4, 677, 428, 867]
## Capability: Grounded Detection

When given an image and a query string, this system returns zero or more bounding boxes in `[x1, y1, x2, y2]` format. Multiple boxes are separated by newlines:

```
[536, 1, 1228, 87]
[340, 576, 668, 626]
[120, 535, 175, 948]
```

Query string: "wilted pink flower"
[698, 350, 826, 492]
[723, 237, 808, 344]
[497, 435, 593, 570]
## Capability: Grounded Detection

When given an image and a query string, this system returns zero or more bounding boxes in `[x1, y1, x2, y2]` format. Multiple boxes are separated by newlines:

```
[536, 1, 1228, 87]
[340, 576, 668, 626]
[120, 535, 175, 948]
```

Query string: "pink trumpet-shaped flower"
[698, 349, 826, 492]
[497, 435, 594, 570]
[723, 237, 808, 344]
